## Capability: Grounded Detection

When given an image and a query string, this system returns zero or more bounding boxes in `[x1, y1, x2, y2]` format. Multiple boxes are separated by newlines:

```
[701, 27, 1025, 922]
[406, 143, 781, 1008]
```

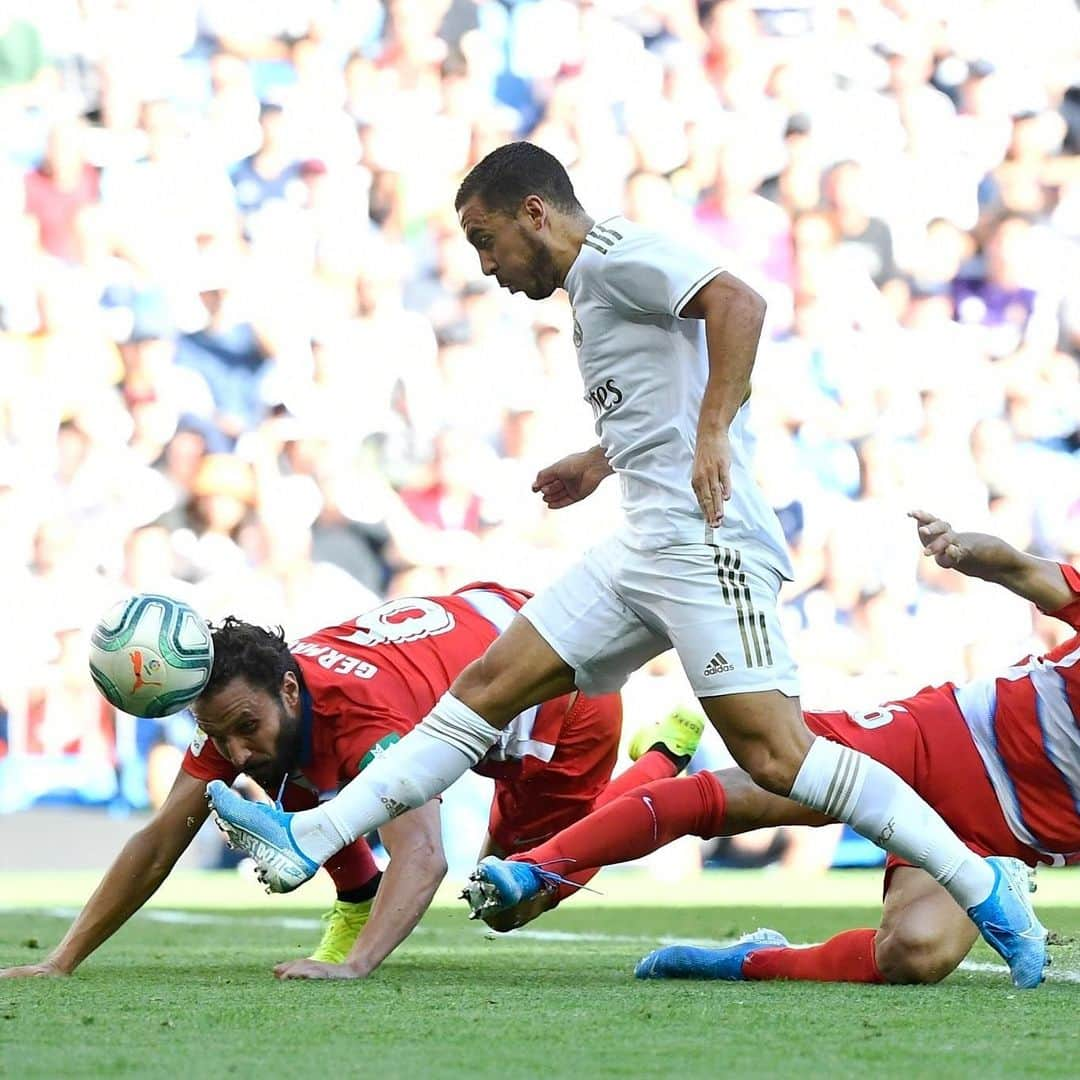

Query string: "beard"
[243, 697, 301, 794]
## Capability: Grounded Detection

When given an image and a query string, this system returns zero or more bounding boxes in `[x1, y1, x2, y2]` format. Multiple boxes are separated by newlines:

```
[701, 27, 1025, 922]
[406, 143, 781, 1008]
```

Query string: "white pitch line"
[958, 959, 1080, 985]
[9, 907, 1079, 984]
[8, 907, 736, 948]
[23, 906, 325, 932]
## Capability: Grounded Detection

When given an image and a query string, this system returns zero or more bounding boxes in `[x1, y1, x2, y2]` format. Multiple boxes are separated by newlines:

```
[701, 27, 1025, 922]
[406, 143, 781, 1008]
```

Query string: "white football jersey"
[564, 215, 793, 577]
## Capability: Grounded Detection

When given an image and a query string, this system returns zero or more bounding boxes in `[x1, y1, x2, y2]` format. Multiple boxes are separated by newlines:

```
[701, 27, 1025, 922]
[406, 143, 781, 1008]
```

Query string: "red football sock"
[742, 928, 885, 984]
[325, 838, 381, 897]
[518, 771, 728, 898]
[521, 753, 693, 900]
[593, 748, 680, 809]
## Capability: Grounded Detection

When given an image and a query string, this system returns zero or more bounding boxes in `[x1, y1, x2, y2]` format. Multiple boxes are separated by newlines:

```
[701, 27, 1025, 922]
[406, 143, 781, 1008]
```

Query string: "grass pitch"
[1, 870, 1077, 1079]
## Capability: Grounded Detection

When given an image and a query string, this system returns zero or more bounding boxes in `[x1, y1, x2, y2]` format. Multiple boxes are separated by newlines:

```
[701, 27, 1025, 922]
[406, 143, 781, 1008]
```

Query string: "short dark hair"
[202, 616, 299, 701]
[455, 142, 582, 216]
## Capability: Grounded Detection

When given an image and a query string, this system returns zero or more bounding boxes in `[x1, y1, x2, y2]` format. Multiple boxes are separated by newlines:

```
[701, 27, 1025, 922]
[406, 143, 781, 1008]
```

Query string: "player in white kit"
[207, 143, 1046, 987]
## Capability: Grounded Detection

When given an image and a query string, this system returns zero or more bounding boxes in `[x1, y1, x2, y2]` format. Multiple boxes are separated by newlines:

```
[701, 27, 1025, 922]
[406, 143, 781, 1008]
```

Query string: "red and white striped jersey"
[951, 565, 1080, 866]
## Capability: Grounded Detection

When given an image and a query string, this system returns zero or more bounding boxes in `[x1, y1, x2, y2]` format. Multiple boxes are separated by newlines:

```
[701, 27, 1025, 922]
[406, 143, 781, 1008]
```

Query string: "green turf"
[1, 872, 1078, 1079]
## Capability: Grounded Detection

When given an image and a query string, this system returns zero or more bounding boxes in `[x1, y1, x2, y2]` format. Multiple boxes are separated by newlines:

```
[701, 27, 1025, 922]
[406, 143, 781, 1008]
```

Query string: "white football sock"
[289, 693, 502, 864]
[789, 737, 995, 909]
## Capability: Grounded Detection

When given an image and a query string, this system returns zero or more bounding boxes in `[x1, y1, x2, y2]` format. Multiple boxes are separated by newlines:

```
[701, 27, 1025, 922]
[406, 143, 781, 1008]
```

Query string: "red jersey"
[182, 583, 575, 794]
[801, 565, 1080, 872]
[947, 565, 1080, 866]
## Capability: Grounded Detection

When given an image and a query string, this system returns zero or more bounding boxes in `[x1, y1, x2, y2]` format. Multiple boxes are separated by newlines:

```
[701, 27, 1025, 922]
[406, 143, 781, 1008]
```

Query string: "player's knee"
[715, 703, 811, 797]
[874, 920, 959, 985]
[451, 653, 525, 725]
[736, 743, 802, 797]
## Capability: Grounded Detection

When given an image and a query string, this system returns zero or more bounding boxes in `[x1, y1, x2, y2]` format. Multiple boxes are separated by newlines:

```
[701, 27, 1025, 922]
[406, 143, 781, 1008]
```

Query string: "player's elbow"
[410, 838, 448, 888]
[130, 823, 183, 881]
[429, 851, 449, 886]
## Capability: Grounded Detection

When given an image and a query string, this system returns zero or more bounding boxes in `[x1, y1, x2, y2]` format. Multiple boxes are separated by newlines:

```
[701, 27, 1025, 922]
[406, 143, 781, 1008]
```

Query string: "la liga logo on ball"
[89, 594, 213, 717]
[129, 648, 166, 691]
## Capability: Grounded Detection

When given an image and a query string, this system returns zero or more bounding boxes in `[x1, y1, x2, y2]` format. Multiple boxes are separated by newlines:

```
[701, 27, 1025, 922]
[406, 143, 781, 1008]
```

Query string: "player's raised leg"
[466, 766, 815, 922]
[701, 689, 1046, 988]
[207, 613, 578, 891]
[469, 703, 703, 931]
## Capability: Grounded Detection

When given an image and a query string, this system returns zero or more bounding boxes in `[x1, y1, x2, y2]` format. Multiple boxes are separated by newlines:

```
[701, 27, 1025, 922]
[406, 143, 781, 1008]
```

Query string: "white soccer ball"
[88, 594, 214, 717]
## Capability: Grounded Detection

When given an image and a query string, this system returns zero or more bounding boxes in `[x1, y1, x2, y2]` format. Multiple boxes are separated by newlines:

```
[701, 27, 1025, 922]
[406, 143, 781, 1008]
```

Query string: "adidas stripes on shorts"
[520, 532, 800, 700]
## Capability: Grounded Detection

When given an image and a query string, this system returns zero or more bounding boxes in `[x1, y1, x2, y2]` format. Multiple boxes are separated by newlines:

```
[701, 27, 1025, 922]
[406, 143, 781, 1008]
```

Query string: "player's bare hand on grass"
[532, 448, 611, 509]
[693, 428, 732, 527]
[0, 960, 70, 979]
[273, 958, 364, 981]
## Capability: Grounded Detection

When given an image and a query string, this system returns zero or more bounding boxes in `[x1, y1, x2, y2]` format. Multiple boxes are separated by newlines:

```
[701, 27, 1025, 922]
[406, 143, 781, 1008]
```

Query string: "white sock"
[289, 693, 502, 864]
[790, 737, 995, 909]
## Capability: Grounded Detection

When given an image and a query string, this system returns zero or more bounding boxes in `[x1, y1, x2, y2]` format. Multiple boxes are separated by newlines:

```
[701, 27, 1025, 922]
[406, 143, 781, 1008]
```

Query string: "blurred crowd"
[0, 0, 1077, 866]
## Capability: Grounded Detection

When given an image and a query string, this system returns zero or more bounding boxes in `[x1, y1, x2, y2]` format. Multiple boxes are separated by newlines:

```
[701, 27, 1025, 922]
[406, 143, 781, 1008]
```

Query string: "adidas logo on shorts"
[703, 651, 734, 676]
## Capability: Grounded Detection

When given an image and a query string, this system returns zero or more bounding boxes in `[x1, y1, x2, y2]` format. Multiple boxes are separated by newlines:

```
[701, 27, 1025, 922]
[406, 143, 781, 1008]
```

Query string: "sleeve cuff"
[672, 265, 725, 318]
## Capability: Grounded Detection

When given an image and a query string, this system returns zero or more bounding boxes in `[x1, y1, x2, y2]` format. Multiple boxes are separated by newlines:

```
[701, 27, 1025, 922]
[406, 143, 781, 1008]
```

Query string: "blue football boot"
[967, 856, 1048, 989]
[635, 929, 789, 981]
[206, 779, 319, 894]
[461, 855, 574, 920]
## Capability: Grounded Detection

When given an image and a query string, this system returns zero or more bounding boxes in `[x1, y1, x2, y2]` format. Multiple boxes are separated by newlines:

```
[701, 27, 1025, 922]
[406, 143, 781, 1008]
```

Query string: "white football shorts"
[520, 532, 800, 700]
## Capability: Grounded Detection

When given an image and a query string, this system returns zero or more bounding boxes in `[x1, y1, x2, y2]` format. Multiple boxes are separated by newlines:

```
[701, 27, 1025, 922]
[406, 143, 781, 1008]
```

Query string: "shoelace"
[527, 858, 602, 897]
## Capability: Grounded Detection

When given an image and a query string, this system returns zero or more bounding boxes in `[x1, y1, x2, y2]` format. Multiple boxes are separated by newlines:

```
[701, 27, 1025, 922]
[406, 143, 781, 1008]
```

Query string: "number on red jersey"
[337, 597, 456, 647]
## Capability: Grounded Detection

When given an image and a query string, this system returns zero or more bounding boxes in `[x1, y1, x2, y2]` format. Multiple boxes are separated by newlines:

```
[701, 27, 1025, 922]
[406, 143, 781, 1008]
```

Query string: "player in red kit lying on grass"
[465, 513, 1078, 986]
[0, 582, 702, 981]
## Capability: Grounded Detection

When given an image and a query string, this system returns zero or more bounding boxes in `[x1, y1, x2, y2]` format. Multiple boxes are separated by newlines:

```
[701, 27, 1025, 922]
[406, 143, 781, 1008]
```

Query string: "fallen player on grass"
[465, 512, 1078, 986]
[1, 582, 701, 981]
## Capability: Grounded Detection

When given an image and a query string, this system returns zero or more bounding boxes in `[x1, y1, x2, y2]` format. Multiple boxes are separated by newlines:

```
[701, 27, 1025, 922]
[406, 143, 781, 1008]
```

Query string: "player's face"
[459, 195, 558, 300]
[195, 673, 303, 792]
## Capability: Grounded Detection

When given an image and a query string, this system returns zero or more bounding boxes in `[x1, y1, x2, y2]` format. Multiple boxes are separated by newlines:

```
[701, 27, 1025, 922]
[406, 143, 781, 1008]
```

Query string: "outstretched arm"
[0, 769, 210, 977]
[910, 510, 1078, 613]
[273, 799, 447, 980]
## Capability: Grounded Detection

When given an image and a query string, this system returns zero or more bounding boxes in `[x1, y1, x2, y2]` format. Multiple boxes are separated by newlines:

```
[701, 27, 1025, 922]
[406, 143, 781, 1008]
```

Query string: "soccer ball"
[88, 594, 214, 717]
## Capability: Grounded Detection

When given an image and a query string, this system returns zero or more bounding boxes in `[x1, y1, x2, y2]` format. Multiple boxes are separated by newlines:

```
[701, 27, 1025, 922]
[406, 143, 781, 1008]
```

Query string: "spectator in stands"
[0, 1, 1075, 850]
